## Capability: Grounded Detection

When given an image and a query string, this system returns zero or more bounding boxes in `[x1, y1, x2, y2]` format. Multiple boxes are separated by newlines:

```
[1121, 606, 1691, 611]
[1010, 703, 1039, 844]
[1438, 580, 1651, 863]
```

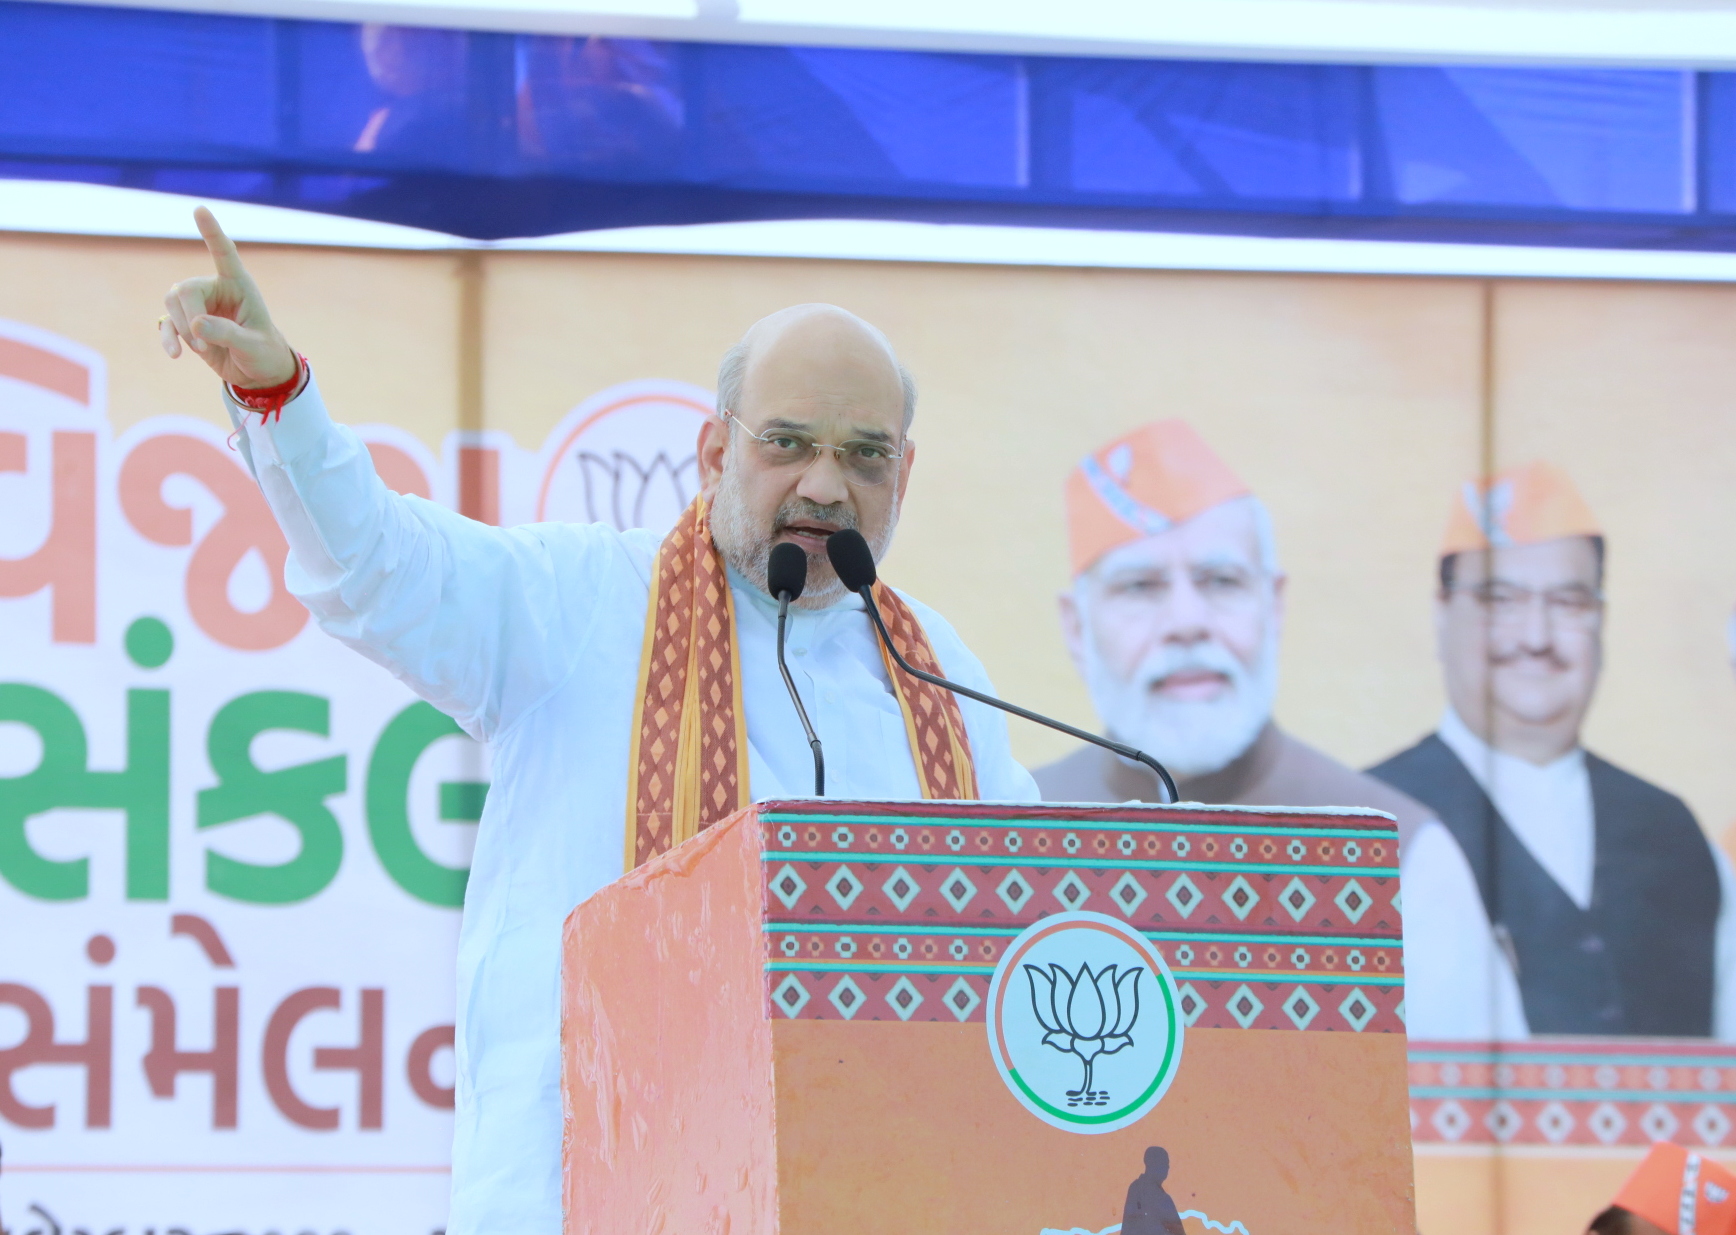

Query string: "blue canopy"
[4, 0, 1735, 247]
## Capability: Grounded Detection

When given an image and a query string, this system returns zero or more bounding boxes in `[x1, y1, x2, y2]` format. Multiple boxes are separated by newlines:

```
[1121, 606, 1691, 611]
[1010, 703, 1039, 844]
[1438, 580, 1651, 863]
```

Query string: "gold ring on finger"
[157, 315, 170, 328]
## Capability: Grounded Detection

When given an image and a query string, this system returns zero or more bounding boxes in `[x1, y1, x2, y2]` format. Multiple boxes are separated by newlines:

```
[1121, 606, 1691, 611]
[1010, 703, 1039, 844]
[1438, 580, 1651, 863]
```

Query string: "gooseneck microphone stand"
[768, 542, 825, 797]
[824, 530, 1181, 805]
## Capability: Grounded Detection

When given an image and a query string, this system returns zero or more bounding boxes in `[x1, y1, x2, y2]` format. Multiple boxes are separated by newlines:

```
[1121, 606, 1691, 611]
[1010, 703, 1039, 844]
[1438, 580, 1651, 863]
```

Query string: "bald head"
[702, 303, 919, 607]
[717, 304, 915, 432]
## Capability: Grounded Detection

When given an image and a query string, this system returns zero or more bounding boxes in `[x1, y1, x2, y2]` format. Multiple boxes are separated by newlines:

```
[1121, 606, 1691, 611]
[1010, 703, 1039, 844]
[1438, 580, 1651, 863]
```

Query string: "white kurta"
[1398, 707, 1736, 1041]
[224, 378, 1040, 1234]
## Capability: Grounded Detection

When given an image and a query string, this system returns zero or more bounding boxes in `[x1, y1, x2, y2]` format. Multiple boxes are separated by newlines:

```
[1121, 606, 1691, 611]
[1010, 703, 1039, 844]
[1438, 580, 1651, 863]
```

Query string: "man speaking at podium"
[158, 209, 1038, 1233]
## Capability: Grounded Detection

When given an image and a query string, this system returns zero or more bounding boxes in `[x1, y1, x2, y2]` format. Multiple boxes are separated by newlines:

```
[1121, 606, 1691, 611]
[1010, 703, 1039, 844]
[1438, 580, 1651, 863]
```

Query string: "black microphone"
[768, 542, 825, 797]
[825, 529, 1180, 804]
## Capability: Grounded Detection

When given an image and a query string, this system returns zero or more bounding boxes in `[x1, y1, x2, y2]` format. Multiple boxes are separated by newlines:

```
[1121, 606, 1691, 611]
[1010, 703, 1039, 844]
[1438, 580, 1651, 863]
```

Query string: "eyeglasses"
[1451, 581, 1604, 625]
[722, 409, 905, 487]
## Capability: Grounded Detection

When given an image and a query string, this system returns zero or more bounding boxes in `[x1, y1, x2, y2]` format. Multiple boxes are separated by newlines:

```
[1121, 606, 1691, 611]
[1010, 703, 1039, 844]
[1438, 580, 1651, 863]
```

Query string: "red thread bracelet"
[227, 353, 308, 423]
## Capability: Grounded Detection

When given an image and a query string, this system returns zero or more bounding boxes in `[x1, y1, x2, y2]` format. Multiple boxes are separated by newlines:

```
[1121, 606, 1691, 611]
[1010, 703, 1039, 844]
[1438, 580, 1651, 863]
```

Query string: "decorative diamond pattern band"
[1411, 1040, 1736, 1149]
[756, 801, 1404, 1032]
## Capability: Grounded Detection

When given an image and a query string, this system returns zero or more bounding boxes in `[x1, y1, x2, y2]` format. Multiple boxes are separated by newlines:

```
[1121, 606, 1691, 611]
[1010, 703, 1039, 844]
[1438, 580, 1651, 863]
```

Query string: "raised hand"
[159, 207, 299, 389]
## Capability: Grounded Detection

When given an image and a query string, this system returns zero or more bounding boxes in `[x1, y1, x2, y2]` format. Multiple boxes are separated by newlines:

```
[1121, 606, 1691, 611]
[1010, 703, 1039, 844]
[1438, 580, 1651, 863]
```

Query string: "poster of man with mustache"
[1032, 420, 1431, 843]
[1370, 463, 1736, 1042]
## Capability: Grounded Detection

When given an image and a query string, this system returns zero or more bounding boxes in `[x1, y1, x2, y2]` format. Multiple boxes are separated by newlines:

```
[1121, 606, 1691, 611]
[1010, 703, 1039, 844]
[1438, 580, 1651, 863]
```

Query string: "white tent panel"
[13, 179, 1736, 283]
[25, 0, 1736, 67]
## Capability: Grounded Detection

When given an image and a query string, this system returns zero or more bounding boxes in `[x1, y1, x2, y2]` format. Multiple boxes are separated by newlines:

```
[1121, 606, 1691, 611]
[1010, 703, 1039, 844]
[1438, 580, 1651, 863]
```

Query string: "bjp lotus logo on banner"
[534, 380, 711, 533]
[987, 911, 1183, 1134]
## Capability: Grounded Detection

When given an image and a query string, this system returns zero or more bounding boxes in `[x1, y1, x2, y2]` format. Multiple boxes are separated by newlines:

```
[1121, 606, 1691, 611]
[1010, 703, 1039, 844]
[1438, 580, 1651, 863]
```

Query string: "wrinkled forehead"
[738, 311, 904, 434]
[1447, 536, 1602, 590]
[1083, 499, 1265, 583]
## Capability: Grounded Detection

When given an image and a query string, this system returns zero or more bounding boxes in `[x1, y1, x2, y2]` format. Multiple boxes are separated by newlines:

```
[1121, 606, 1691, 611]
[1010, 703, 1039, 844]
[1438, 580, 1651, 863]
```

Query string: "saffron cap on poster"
[1440, 461, 1601, 557]
[1065, 420, 1250, 576]
[1609, 1142, 1736, 1235]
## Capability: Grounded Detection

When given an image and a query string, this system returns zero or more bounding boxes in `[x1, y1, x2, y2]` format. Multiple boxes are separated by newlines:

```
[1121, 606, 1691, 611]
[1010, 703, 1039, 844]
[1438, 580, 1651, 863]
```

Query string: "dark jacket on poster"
[1033, 722, 1434, 851]
[1369, 733, 1720, 1036]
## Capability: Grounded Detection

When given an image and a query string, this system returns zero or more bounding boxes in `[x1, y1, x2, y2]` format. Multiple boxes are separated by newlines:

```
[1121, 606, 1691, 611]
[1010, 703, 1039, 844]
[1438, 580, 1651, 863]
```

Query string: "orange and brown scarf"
[625, 496, 978, 868]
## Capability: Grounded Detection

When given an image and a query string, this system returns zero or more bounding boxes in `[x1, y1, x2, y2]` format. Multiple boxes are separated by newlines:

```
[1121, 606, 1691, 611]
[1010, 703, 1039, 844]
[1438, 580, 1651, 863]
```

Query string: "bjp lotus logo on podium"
[1025, 960, 1142, 1107]
[988, 911, 1184, 1134]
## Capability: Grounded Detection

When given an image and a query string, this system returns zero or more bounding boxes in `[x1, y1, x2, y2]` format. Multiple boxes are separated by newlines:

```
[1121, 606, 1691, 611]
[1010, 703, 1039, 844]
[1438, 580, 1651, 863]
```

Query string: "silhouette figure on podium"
[1123, 1146, 1187, 1235]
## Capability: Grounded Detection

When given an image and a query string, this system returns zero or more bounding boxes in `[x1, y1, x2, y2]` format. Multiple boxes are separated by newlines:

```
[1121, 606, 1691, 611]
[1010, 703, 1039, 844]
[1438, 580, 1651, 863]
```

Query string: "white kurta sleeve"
[1400, 819, 1530, 1040]
[1710, 846, 1736, 1041]
[226, 377, 611, 741]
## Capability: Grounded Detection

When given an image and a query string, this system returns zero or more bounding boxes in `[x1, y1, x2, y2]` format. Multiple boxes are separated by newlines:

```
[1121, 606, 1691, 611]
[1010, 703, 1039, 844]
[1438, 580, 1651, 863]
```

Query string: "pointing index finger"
[194, 206, 248, 281]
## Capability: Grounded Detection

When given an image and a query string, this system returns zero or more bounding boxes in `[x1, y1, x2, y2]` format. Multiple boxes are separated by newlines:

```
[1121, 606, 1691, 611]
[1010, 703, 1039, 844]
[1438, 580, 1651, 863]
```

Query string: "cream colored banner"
[5, 231, 1736, 1235]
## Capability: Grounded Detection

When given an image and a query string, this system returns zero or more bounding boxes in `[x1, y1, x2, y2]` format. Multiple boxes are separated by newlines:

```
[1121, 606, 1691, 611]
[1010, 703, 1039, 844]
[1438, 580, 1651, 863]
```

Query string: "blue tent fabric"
[1376, 67, 1690, 213]
[2, 0, 1735, 247]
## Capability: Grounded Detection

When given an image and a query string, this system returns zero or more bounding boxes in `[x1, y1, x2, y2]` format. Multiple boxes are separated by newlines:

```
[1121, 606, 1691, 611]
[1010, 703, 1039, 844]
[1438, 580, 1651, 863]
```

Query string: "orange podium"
[561, 800, 1416, 1235]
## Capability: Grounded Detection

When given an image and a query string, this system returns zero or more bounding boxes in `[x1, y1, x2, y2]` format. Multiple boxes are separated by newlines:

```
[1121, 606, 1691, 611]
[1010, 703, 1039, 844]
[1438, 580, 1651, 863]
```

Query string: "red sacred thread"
[226, 353, 308, 423]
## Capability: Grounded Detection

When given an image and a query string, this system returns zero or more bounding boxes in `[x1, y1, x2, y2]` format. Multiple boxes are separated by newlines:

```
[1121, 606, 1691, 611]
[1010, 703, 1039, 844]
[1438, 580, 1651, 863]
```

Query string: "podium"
[561, 800, 1416, 1235]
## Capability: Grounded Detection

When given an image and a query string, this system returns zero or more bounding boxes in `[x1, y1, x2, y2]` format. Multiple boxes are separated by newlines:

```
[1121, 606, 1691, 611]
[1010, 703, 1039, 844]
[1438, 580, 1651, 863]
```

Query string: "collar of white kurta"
[624, 496, 979, 869]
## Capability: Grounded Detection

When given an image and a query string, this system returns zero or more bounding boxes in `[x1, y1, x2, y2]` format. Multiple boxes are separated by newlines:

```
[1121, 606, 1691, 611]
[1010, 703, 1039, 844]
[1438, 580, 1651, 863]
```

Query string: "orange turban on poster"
[1065, 420, 1250, 576]
[1440, 461, 1601, 557]
[1608, 1142, 1736, 1235]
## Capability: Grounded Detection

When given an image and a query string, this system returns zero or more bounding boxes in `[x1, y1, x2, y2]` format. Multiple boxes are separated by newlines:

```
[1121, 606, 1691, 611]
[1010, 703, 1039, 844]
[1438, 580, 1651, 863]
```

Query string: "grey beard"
[1083, 628, 1279, 779]
[709, 465, 896, 608]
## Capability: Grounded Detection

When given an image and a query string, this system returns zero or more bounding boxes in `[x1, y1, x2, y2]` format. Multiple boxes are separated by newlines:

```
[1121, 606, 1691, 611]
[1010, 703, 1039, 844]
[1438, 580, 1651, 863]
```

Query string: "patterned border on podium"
[1410, 1039, 1736, 1148]
[756, 800, 1404, 1032]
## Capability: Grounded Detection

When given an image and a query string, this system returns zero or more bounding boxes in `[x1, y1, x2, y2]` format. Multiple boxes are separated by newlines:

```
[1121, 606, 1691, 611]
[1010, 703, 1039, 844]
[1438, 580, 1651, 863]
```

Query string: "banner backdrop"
[6, 231, 1736, 1235]
[0, 297, 711, 1232]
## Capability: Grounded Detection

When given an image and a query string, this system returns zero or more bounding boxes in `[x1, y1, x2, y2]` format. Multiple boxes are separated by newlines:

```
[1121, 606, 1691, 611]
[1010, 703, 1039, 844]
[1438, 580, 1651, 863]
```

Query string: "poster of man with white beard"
[1032, 420, 1431, 845]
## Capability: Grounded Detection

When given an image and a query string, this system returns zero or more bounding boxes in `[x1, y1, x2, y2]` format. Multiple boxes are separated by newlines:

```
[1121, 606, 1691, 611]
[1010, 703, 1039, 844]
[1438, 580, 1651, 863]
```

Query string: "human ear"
[892, 437, 917, 509]
[697, 415, 728, 499]
[1059, 587, 1088, 676]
